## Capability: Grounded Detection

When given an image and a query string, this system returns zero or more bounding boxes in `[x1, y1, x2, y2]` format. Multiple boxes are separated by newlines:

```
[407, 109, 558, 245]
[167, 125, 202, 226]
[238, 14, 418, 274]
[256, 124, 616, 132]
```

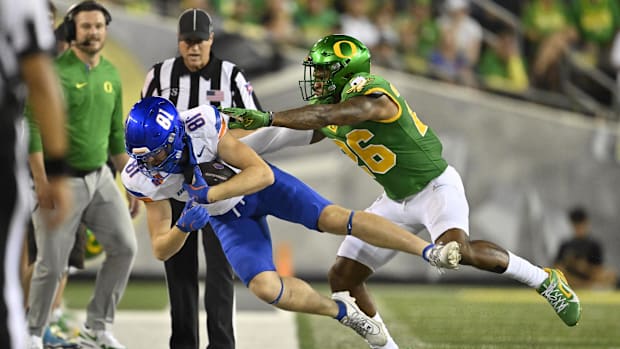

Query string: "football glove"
[222, 107, 273, 130]
[175, 198, 210, 233]
[183, 166, 211, 204]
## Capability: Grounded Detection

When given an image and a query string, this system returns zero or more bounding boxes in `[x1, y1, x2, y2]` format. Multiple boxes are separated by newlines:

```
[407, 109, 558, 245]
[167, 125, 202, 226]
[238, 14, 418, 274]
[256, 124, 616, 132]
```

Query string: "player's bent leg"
[318, 205, 436, 259]
[329, 257, 399, 349]
[248, 271, 387, 346]
[249, 271, 335, 315]
[436, 228, 509, 273]
[437, 229, 582, 326]
[328, 256, 376, 315]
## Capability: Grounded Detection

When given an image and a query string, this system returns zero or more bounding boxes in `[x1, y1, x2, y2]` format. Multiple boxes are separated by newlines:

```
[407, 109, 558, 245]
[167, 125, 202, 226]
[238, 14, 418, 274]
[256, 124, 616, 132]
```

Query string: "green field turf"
[64, 281, 620, 349]
[297, 285, 620, 349]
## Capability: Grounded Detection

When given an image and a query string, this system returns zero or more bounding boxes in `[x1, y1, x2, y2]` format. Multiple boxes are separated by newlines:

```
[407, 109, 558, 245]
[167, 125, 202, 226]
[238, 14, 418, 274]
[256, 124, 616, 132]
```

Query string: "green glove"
[221, 107, 273, 130]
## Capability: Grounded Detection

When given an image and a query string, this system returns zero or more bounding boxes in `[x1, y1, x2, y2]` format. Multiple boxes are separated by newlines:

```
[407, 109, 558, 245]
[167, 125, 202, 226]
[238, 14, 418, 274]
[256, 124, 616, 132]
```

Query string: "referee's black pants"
[165, 199, 235, 349]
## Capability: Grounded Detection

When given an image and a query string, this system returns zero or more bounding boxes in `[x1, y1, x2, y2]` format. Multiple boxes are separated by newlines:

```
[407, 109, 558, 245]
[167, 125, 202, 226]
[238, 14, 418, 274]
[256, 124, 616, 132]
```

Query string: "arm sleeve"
[239, 127, 313, 155]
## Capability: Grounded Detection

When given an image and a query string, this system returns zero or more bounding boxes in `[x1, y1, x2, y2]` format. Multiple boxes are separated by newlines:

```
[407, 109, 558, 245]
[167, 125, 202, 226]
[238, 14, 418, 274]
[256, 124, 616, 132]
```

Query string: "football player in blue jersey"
[121, 96, 461, 347]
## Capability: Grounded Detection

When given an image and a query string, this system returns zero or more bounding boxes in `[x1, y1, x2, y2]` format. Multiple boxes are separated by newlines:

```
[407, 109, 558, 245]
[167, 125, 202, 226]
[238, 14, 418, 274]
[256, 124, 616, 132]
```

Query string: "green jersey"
[28, 49, 125, 171]
[320, 73, 447, 200]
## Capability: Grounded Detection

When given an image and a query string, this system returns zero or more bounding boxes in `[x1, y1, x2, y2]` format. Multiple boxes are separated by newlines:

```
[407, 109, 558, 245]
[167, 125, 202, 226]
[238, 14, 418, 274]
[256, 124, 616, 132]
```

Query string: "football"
[197, 160, 237, 186]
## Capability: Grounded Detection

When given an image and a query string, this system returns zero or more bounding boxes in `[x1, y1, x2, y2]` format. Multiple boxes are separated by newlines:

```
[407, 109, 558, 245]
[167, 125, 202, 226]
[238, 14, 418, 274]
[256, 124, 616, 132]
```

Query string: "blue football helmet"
[125, 96, 186, 179]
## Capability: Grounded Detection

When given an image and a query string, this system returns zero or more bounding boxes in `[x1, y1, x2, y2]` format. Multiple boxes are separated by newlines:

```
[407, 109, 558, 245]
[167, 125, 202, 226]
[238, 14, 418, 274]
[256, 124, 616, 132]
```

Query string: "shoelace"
[342, 312, 377, 337]
[540, 280, 570, 313]
[426, 244, 459, 274]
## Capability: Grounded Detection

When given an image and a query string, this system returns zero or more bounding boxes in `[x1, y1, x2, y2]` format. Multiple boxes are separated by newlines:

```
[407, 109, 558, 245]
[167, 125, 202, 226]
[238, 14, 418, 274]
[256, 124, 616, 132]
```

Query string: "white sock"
[503, 251, 548, 288]
[371, 313, 399, 349]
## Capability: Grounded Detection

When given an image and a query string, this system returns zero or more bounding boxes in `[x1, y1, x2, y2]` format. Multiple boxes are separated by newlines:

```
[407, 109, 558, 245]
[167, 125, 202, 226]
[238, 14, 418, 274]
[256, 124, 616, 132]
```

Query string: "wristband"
[267, 111, 274, 126]
[44, 158, 69, 177]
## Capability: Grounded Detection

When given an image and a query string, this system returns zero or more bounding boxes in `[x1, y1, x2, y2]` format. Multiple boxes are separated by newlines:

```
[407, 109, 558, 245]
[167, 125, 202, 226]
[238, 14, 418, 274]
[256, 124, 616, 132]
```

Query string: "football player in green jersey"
[223, 34, 581, 347]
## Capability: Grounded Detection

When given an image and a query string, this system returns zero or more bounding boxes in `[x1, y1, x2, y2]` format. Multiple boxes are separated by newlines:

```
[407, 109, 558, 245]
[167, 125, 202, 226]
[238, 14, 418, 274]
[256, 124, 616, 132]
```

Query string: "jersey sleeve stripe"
[365, 87, 402, 123]
[212, 106, 227, 140]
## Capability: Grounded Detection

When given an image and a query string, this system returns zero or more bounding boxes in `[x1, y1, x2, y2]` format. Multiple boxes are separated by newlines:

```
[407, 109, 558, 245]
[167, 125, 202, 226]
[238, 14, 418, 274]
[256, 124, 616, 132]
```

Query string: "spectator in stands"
[437, 0, 483, 70]
[294, 0, 340, 48]
[338, 0, 380, 51]
[470, 1, 523, 33]
[570, 0, 620, 72]
[227, 0, 264, 25]
[554, 206, 617, 289]
[568, 0, 620, 106]
[396, 0, 440, 75]
[521, 0, 578, 91]
[478, 24, 529, 94]
[369, 1, 402, 69]
[429, 29, 477, 86]
[261, 0, 296, 45]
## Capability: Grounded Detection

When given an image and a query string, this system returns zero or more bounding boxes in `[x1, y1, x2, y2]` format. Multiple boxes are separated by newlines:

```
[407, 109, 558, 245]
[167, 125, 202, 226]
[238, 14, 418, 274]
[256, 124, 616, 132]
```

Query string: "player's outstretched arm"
[225, 94, 398, 131]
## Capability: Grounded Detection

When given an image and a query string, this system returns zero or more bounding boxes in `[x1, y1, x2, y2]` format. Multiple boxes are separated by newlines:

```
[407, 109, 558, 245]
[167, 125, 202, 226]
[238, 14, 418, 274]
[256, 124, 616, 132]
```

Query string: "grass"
[296, 284, 620, 349]
[63, 281, 620, 348]
[64, 279, 169, 310]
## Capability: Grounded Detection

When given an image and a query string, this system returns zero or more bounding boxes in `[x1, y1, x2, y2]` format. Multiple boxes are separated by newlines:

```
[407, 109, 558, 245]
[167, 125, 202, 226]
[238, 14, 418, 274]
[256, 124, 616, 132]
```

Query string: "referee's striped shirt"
[0, 0, 54, 118]
[0, 0, 55, 348]
[141, 55, 262, 112]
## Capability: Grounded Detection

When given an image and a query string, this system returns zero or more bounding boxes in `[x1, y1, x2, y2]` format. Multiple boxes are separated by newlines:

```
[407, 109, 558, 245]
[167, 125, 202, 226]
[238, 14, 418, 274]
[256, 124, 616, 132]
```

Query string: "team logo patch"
[103, 81, 113, 93]
[346, 76, 370, 94]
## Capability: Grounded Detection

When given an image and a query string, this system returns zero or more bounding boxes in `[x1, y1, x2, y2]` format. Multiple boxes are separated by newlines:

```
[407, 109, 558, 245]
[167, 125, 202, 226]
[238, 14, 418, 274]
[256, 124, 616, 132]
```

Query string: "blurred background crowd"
[103, 0, 620, 120]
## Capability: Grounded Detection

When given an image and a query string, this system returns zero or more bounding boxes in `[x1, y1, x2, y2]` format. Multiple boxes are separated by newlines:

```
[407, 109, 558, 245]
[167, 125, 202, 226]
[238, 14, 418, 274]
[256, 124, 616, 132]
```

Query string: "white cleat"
[27, 334, 43, 349]
[426, 241, 461, 271]
[79, 324, 126, 349]
[332, 291, 388, 347]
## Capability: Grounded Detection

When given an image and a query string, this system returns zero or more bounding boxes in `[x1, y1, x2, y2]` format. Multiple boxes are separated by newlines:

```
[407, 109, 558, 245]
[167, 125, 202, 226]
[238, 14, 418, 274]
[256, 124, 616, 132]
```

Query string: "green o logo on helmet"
[333, 40, 358, 59]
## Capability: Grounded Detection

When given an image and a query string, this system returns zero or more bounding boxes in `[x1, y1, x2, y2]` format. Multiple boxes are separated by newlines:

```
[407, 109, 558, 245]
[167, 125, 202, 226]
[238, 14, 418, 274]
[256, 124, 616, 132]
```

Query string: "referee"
[141, 8, 263, 349]
[0, 0, 69, 348]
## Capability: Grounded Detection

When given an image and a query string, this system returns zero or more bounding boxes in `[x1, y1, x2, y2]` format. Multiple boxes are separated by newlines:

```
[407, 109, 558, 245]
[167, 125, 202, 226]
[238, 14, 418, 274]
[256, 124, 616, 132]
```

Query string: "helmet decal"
[333, 40, 357, 59]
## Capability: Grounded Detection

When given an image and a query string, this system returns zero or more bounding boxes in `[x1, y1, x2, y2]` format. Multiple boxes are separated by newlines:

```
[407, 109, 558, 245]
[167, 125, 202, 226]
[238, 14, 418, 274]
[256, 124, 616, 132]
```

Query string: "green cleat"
[537, 268, 582, 326]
